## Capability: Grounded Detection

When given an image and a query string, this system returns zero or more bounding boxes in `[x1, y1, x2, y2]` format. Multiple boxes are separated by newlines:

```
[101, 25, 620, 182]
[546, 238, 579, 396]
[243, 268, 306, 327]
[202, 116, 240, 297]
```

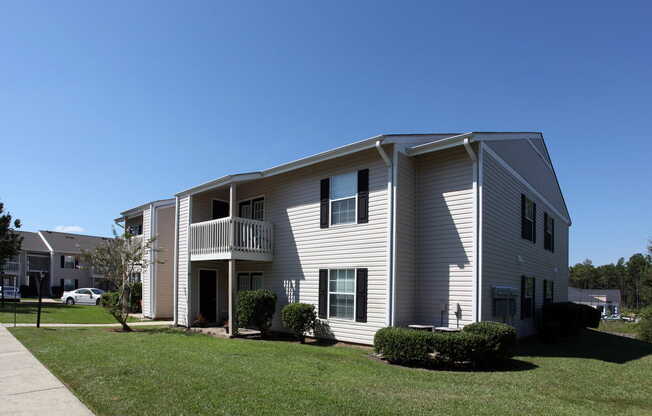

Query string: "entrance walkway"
[0, 326, 94, 415]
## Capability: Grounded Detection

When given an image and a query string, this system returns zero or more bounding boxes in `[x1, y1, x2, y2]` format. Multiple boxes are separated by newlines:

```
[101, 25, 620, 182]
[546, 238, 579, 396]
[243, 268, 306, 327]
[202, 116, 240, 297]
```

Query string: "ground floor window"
[328, 269, 355, 320]
[521, 276, 535, 319]
[129, 272, 141, 283]
[543, 280, 554, 305]
[237, 272, 263, 291]
[63, 279, 77, 291]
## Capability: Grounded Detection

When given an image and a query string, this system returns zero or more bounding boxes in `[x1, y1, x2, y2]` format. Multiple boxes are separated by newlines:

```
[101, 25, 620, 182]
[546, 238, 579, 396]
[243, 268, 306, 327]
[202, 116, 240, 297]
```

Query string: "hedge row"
[374, 322, 517, 366]
[540, 302, 601, 342]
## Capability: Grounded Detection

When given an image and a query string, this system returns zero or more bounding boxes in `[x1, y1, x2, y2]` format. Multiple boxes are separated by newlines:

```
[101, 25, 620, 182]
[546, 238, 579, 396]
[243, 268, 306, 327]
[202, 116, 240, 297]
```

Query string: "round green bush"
[638, 307, 652, 343]
[281, 303, 317, 343]
[463, 321, 517, 360]
[237, 289, 277, 337]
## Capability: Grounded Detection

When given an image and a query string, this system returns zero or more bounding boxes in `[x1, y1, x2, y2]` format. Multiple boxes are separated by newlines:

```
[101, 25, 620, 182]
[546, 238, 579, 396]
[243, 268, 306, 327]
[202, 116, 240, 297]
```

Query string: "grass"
[0, 300, 139, 324]
[598, 320, 639, 336]
[10, 327, 652, 416]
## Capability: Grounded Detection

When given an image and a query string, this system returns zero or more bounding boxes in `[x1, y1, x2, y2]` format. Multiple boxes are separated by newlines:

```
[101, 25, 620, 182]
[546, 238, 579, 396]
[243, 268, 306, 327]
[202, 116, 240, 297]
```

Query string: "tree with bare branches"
[81, 229, 157, 331]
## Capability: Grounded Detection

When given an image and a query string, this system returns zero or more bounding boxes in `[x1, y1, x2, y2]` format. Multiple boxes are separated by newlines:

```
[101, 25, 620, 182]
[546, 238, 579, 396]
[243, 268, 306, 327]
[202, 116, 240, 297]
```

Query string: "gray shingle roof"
[17, 231, 49, 253]
[38, 231, 110, 254]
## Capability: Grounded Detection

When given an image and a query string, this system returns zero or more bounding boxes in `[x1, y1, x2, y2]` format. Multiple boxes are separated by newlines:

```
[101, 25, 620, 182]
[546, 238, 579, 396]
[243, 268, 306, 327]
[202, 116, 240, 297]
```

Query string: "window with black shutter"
[544, 212, 554, 252]
[320, 179, 330, 229]
[521, 275, 535, 319]
[355, 268, 368, 322]
[321, 169, 370, 227]
[357, 169, 369, 224]
[318, 269, 328, 318]
[521, 194, 536, 243]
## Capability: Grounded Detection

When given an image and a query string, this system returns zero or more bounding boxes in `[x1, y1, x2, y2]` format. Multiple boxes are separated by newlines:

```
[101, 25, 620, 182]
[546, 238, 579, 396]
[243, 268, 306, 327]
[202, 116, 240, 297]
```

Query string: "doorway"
[199, 270, 218, 323]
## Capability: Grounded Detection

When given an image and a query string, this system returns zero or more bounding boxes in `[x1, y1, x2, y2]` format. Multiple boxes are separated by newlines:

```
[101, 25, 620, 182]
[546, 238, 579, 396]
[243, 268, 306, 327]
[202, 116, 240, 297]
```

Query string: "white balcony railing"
[190, 216, 273, 261]
[1, 262, 19, 274]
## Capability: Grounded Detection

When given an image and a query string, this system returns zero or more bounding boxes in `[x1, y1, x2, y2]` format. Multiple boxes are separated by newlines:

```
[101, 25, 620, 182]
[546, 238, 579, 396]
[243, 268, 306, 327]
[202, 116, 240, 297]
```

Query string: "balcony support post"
[228, 183, 237, 336]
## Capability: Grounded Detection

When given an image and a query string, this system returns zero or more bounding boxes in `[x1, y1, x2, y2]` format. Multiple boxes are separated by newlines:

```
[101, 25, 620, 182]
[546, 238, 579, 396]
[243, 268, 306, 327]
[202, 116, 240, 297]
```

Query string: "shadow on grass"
[381, 358, 539, 373]
[518, 329, 652, 364]
[0, 301, 74, 315]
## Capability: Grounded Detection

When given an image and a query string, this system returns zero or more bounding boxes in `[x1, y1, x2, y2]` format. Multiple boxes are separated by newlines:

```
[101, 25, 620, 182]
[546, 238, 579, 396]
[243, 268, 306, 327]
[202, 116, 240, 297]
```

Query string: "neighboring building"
[171, 132, 570, 344]
[115, 199, 176, 319]
[569, 287, 621, 316]
[0, 230, 110, 297]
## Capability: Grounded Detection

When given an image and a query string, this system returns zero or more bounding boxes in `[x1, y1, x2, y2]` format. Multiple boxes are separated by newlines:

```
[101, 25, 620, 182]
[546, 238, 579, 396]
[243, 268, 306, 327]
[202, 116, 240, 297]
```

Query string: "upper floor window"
[239, 198, 264, 221]
[127, 224, 143, 236]
[129, 272, 141, 283]
[61, 255, 80, 269]
[544, 213, 555, 252]
[330, 172, 357, 225]
[521, 194, 536, 243]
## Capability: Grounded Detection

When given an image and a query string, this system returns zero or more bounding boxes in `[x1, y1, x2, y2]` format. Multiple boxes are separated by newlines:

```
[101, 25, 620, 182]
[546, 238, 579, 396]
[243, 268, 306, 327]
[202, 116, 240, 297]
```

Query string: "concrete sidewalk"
[0, 326, 94, 415]
[1, 321, 173, 328]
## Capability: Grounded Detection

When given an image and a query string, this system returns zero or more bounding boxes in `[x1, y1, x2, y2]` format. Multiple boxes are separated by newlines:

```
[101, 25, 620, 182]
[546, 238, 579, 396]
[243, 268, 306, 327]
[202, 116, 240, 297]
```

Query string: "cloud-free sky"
[1, 1, 650, 265]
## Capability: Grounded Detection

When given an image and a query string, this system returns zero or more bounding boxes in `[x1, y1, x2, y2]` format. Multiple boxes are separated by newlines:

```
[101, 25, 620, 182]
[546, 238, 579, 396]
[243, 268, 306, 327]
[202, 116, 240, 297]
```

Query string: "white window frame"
[237, 195, 265, 221]
[327, 268, 357, 321]
[63, 255, 79, 269]
[524, 197, 534, 221]
[236, 271, 264, 291]
[329, 172, 358, 227]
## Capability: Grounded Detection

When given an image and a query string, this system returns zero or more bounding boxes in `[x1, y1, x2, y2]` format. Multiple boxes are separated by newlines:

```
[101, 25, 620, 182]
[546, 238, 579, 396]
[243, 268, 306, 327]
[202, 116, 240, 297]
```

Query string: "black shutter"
[520, 275, 526, 319]
[320, 178, 330, 229]
[74, 279, 79, 289]
[532, 277, 536, 318]
[544, 212, 549, 250]
[355, 268, 368, 322]
[551, 218, 555, 252]
[532, 203, 537, 244]
[318, 269, 328, 318]
[543, 280, 548, 304]
[357, 169, 369, 224]
[60, 255, 64, 268]
[60, 279, 64, 290]
[74, 257, 79, 269]
[521, 194, 527, 239]
[551, 281, 554, 303]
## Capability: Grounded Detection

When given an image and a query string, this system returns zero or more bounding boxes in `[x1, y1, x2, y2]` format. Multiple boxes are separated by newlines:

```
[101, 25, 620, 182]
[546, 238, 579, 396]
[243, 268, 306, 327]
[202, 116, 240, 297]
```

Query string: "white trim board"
[483, 143, 571, 225]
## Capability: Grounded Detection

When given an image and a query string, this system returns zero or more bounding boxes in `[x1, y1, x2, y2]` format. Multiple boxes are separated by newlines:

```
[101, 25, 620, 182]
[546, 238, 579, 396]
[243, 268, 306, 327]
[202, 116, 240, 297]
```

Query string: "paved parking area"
[0, 326, 94, 415]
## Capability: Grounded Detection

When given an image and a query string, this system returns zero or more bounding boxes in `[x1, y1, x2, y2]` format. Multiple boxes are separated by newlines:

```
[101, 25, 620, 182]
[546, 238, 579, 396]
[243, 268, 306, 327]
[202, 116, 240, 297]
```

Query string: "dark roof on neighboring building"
[568, 287, 621, 304]
[17, 231, 50, 253]
[39, 231, 110, 254]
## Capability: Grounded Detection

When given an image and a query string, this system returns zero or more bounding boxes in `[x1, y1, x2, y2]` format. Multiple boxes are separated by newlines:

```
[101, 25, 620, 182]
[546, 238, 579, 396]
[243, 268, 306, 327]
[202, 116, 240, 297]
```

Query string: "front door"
[199, 270, 217, 323]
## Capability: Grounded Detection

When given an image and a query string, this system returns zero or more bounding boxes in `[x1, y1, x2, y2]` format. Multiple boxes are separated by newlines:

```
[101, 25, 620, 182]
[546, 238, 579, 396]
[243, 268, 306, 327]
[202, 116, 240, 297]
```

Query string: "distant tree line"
[570, 241, 652, 310]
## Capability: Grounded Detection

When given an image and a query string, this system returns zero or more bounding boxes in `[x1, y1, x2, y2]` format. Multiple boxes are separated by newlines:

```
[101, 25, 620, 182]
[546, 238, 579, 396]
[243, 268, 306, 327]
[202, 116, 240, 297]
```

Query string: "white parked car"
[0, 286, 21, 301]
[61, 288, 105, 305]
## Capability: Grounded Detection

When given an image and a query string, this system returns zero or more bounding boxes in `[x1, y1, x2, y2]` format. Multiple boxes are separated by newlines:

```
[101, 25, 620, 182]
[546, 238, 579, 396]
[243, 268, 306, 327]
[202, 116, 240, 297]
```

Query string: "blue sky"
[1, 1, 650, 265]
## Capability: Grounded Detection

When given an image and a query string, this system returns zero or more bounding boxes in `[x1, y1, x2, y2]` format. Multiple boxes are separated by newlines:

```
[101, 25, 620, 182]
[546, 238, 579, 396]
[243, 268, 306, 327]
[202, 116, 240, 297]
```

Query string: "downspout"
[463, 138, 480, 323]
[375, 140, 394, 326]
[149, 203, 156, 319]
[173, 196, 180, 326]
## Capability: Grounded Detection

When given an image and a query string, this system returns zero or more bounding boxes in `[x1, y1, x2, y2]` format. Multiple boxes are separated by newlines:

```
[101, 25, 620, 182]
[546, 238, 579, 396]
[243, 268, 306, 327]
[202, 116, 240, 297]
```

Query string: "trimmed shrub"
[374, 327, 435, 364]
[431, 332, 488, 364]
[541, 302, 602, 341]
[281, 303, 317, 343]
[638, 307, 652, 343]
[237, 289, 277, 337]
[463, 321, 517, 360]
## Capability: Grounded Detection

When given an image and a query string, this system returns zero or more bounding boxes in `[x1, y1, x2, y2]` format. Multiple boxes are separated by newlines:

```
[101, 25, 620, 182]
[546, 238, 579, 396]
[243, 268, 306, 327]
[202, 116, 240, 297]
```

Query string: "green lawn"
[10, 327, 652, 415]
[0, 300, 138, 324]
[598, 319, 639, 336]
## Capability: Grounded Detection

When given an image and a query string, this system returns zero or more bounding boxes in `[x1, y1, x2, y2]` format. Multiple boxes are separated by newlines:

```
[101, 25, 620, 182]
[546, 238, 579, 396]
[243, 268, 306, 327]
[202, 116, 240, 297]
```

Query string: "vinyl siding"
[414, 146, 475, 328]
[484, 139, 569, 221]
[154, 205, 175, 319]
[394, 152, 416, 326]
[177, 195, 190, 326]
[481, 143, 569, 336]
[183, 147, 390, 344]
[141, 206, 152, 317]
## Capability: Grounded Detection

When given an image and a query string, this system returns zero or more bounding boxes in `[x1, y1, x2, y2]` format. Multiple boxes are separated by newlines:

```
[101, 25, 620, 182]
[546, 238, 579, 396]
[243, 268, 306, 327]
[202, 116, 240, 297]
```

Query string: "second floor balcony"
[190, 216, 273, 262]
[1, 261, 19, 274]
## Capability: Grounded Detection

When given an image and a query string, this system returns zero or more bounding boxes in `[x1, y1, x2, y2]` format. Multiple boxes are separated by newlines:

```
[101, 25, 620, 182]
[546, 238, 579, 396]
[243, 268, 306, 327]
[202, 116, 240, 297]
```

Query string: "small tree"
[81, 229, 157, 331]
[0, 202, 22, 307]
[237, 289, 277, 338]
